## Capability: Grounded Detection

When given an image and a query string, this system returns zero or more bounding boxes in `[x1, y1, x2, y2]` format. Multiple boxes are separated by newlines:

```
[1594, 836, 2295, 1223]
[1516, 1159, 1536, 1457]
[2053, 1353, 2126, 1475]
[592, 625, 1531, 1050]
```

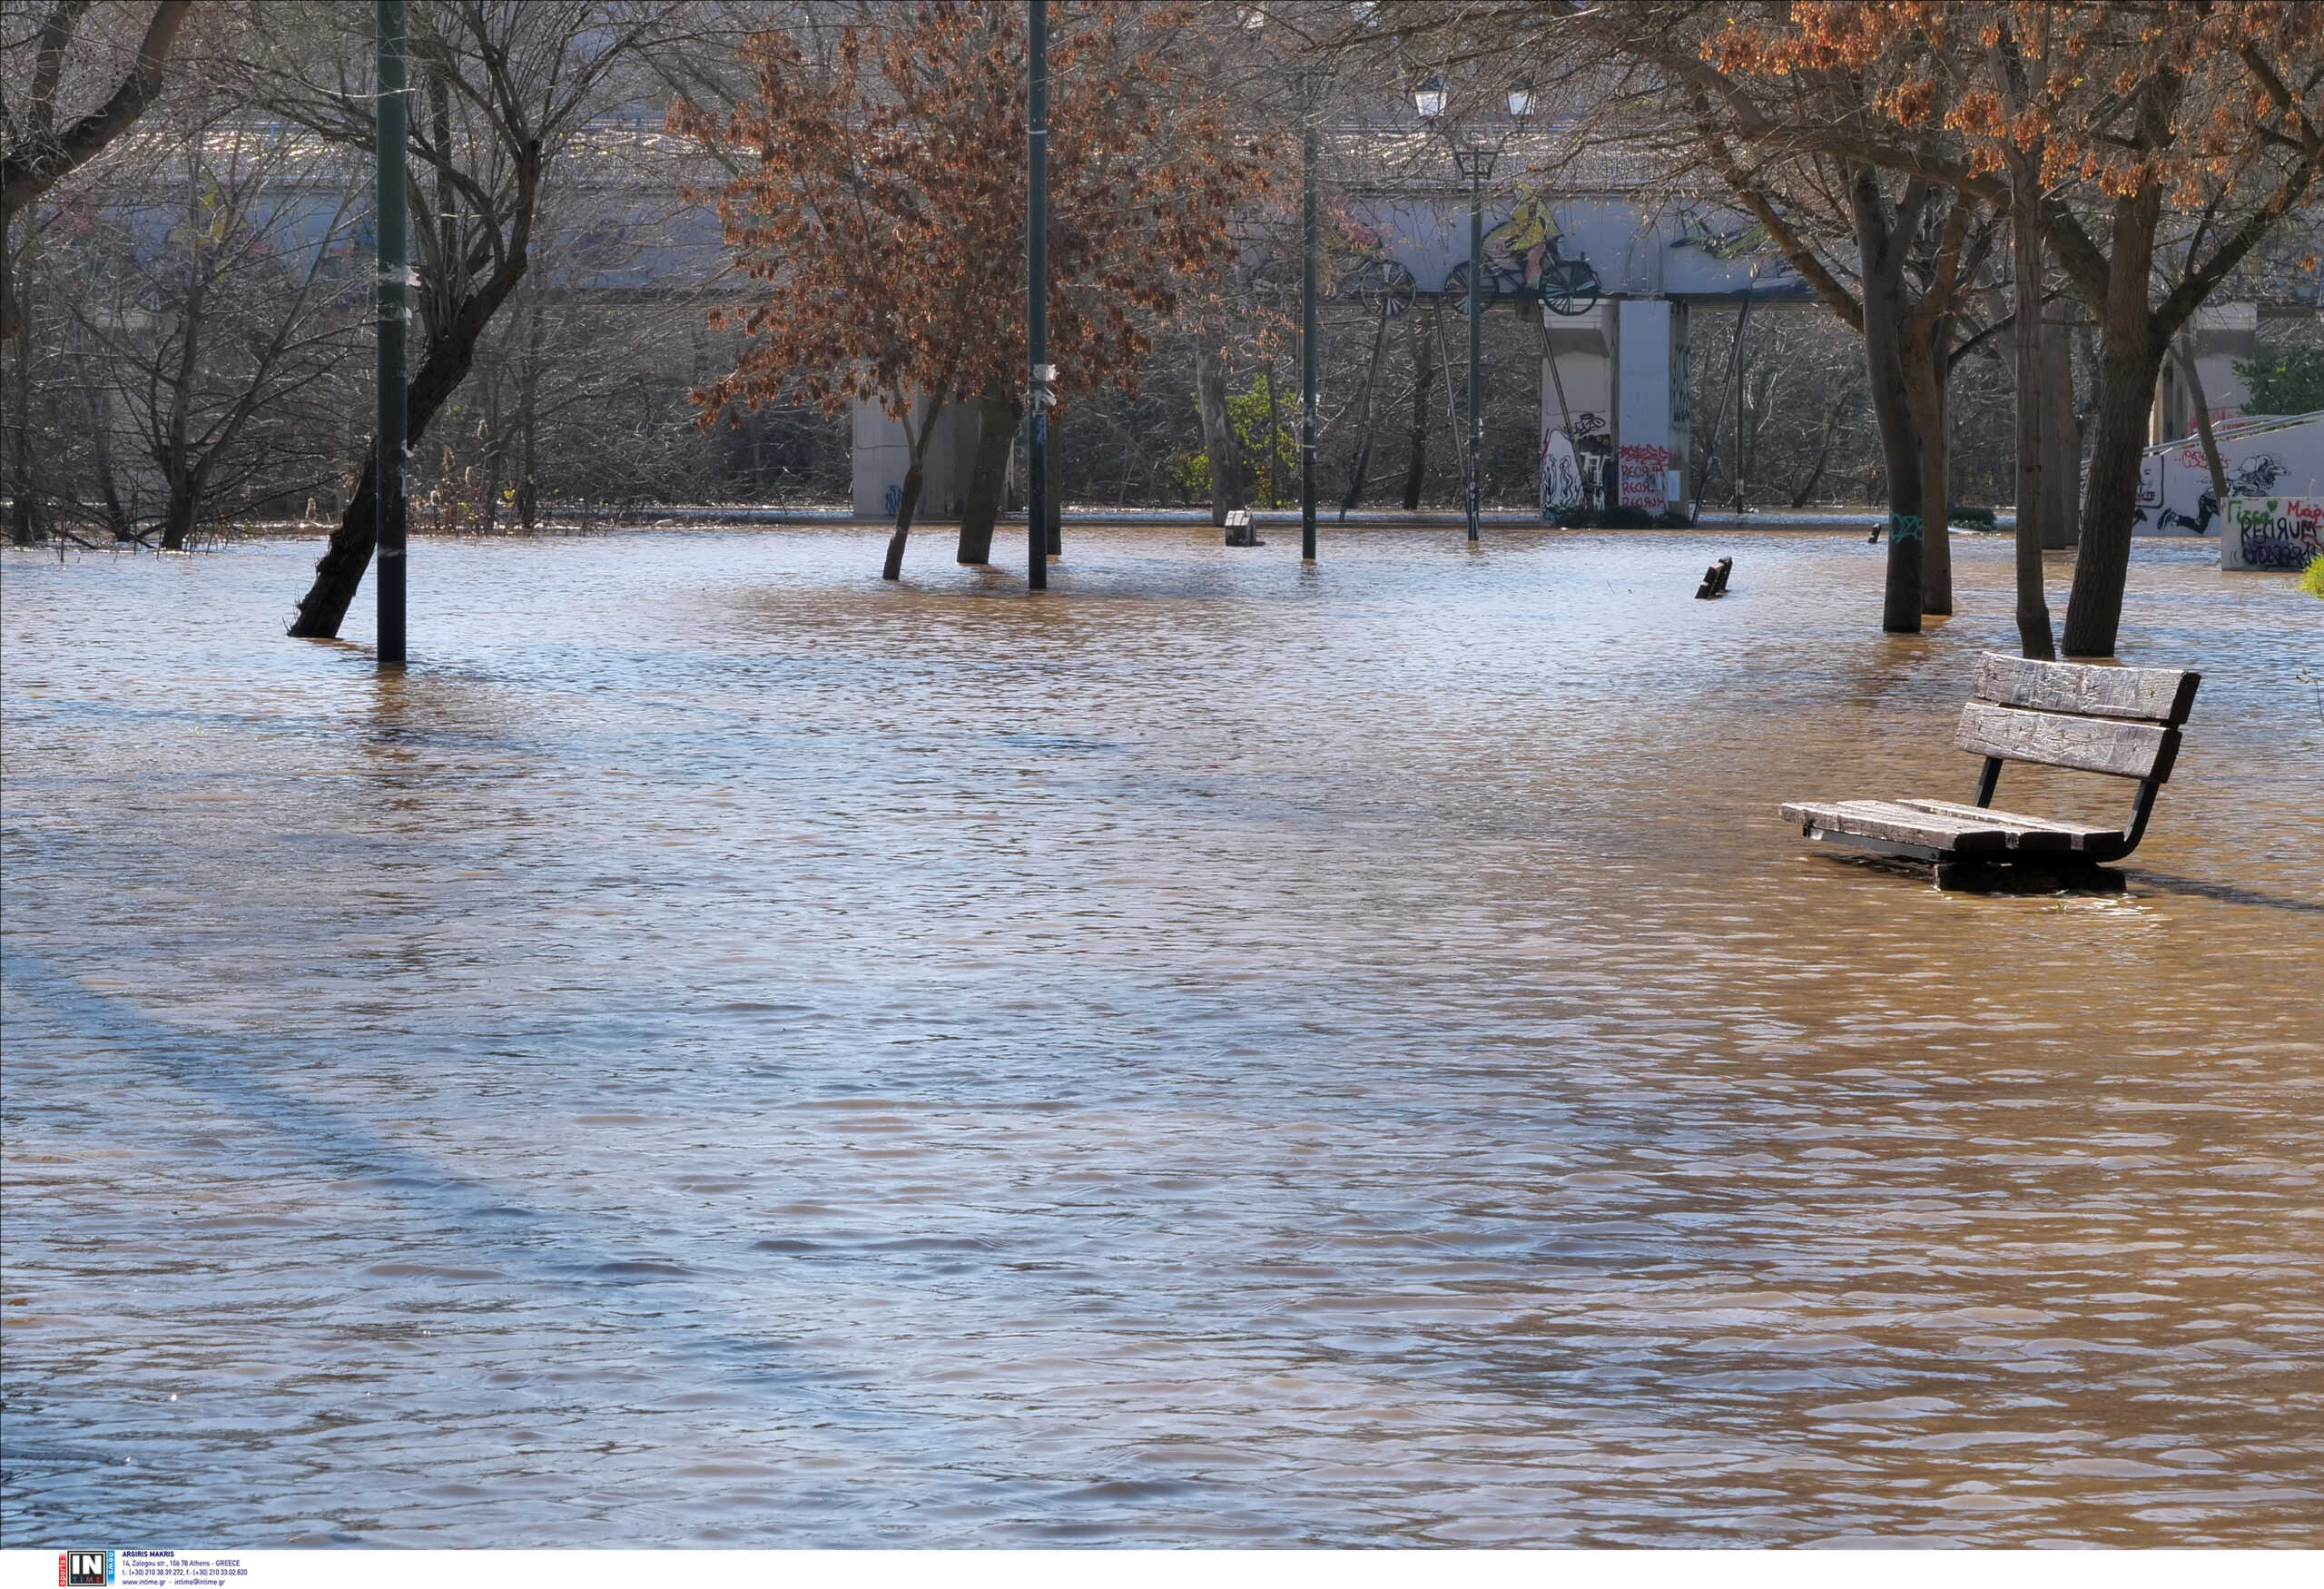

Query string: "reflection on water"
[3, 528, 2319, 1546]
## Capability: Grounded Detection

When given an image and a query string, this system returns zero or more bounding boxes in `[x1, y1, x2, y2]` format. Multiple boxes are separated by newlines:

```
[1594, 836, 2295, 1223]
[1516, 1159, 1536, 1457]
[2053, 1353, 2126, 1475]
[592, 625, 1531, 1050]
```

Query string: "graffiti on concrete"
[1618, 442, 1669, 509]
[2225, 495, 2324, 569]
[1541, 411, 1610, 515]
[2157, 452, 2285, 534]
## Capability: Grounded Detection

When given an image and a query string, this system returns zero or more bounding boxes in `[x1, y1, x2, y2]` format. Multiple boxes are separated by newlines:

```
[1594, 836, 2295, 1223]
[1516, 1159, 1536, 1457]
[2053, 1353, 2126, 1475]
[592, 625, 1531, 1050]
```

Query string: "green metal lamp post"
[1416, 76, 1532, 546]
[376, 0, 408, 664]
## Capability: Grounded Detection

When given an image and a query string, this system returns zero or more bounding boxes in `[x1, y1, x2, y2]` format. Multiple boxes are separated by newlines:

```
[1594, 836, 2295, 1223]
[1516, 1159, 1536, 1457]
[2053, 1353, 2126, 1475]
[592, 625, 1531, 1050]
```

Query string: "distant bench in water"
[1781, 653, 2202, 892]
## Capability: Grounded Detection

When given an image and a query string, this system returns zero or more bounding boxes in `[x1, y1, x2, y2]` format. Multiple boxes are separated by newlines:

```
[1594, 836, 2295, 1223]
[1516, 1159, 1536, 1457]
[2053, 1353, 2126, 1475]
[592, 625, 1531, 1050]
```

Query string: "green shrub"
[2300, 551, 2324, 599]
[1950, 504, 1998, 528]
[2233, 346, 2324, 416]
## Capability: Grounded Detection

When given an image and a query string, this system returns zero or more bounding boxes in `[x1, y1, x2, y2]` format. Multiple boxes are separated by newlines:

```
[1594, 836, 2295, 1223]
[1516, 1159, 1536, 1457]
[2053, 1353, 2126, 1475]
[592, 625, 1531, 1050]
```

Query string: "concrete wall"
[1540, 303, 1613, 515]
[1615, 300, 1679, 512]
[2154, 301, 2259, 443]
[852, 396, 980, 520]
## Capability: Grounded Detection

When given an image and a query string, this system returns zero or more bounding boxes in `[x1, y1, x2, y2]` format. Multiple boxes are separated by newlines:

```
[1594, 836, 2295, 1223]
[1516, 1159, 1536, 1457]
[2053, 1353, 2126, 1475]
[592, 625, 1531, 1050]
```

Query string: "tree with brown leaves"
[675, 1, 1263, 581]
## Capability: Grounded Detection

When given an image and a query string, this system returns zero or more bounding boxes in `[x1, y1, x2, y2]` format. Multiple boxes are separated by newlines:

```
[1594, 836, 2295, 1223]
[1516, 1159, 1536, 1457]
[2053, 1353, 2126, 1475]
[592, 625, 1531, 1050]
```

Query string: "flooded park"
[2, 525, 2320, 1546]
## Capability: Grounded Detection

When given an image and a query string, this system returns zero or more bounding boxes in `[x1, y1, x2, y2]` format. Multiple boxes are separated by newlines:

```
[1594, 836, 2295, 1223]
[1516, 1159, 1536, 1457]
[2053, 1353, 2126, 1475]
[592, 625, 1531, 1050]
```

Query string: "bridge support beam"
[852, 396, 980, 521]
[1541, 299, 1691, 521]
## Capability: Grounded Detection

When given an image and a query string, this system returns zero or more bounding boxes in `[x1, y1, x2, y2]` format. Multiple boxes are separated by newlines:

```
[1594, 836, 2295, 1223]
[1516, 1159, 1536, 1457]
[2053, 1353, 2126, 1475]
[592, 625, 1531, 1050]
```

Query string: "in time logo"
[59, 1551, 113, 1587]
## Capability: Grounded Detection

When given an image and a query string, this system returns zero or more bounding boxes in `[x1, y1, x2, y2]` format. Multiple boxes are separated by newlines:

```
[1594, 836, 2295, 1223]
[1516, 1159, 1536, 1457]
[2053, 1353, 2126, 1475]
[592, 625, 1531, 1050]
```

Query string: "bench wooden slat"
[1782, 799, 2037, 854]
[1889, 799, 2116, 850]
[1955, 701, 2181, 782]
[1972, 652, 2201, 725]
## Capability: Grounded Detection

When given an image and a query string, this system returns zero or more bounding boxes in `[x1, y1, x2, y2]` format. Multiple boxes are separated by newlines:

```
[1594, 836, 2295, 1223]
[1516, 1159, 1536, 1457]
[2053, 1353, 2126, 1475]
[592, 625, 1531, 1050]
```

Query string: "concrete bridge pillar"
[2154, 301, 2259, 443]
[852, 395, 980, 520]
[1539, 301, 1613, 516]
[1541, 299, 1691, 519]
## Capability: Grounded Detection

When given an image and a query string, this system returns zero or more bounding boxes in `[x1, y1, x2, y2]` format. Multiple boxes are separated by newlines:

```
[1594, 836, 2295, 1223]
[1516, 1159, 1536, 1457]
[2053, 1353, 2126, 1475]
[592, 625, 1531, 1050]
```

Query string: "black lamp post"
[1027, 0, 1049, 591]
[376, 0, 409, 665]
[1300, 73, 1320, 562]
[1416, 76, 1532, 546]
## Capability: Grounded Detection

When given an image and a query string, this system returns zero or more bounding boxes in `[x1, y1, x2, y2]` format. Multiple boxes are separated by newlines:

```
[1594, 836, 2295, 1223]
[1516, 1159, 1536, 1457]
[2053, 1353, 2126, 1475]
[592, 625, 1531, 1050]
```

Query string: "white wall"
[851, 396, 980, 520]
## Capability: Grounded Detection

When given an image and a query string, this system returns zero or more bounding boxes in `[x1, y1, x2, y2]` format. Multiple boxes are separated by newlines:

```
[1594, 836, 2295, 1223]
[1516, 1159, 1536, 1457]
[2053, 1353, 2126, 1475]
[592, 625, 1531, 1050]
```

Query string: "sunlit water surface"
[3, 527, 2320, 1547]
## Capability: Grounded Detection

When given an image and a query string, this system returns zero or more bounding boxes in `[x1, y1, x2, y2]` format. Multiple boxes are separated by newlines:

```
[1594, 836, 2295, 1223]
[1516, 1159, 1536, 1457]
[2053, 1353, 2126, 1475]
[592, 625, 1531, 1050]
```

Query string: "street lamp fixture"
[1413, 75, 1532, 544]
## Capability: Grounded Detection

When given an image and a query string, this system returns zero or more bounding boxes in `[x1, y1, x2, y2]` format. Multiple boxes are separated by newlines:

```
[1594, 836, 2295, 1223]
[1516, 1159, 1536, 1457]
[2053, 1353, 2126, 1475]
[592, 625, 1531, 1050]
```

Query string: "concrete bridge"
[852, 185, 1818, 522]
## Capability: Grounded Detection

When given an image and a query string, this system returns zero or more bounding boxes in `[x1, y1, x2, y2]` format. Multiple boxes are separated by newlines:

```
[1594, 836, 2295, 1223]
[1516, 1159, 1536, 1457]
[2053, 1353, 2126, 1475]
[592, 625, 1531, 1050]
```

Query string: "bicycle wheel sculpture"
[1541, 257, 1601, 317]
[1332, 257, 1418, 320]
[1442, 261, 1497, 305]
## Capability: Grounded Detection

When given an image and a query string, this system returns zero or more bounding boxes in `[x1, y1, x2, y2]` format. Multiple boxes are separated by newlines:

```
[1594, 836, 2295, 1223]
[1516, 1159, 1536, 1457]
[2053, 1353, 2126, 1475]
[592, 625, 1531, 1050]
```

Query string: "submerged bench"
[1781, 653, 2201, 890]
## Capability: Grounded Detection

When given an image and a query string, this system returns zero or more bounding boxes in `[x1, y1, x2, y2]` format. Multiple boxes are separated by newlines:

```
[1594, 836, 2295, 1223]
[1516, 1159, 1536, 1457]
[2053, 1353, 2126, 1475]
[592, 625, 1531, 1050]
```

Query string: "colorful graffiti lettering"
[1618, 443, 1669, 509]
[2225, 496, 2324, 570]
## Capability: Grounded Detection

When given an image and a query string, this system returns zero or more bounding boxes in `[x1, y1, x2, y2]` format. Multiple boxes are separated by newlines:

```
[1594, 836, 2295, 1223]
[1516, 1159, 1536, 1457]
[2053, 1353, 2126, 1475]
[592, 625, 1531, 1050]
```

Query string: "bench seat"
[1779, 798, 2121, 857]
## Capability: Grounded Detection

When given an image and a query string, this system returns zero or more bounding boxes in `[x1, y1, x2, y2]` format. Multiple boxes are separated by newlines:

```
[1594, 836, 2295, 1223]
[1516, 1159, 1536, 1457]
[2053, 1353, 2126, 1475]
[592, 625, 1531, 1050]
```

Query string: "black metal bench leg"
[1973, 756, 2002, 808]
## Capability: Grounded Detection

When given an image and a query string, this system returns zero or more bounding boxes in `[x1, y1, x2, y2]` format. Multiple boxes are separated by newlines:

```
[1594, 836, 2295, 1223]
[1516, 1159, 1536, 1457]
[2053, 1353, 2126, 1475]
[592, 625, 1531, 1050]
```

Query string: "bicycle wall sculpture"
[1442, 190, 1602, 316]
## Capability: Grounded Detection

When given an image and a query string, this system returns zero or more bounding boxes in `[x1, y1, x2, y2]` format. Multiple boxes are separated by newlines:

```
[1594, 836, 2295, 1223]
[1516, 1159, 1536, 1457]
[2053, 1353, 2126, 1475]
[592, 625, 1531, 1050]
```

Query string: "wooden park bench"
[1781, 653, 2201, 890]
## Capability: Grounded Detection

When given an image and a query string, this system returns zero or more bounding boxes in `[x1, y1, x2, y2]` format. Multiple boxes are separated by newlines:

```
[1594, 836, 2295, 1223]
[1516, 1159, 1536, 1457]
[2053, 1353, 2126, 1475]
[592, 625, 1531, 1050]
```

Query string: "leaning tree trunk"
[2009, 179, 2054, 658]
[287, 261, 530, 636]
[881, 458, 925, 582]
[957, 390, 1018, 565]
[2174, 333, 2230, 518]
[1193, 340, 1245, 528]
[1403, 301, 1435, 511]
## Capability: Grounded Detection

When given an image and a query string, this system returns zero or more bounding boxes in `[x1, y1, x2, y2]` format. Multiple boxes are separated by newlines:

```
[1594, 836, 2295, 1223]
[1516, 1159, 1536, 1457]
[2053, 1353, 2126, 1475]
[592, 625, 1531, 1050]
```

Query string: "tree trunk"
[1904, 325, 1952, 615]
[1854, 172, 1924, 633]
[286, 259, 531, 637]
[2061, 183, 2167, 659]
[1193, 340, 1244, 527]
[8, 212, 34, 545]
[2174, 332, 2230, 515]
[159, 483, 196, 552]
[1790, 389, 1842, 508]
[1403, 301, 1434, 510]
[957, 390, 1018, 564]
[2042, 318, 2080, 548]
[1341, 296, 1392, 517]
[89, 386, 134, 540]
[2009, 185, 2054, 657]
[881, 458, 924, 581]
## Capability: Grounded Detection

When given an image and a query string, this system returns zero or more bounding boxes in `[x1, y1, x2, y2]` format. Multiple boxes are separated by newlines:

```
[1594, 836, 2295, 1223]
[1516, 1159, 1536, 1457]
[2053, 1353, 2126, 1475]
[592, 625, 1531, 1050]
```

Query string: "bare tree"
[228, 0, 681, 636]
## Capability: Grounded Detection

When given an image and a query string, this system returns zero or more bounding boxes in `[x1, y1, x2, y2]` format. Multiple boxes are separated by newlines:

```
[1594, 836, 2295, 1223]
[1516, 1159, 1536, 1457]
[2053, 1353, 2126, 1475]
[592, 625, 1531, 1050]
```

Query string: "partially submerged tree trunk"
[882, 460, 924, 580]
[287, 230, 535, 635]
[2009, 173, 2054, 658]
[1904, 332, 1952, 615]
[1193, 340, 1244, 528]
[2060, 168, 2167, 658]
[957, 390, 1017, 564]
[881, 390, 947, 582]
[6, 222, 33, 545]
[1402, 301, 1435, 510]
[1854, 170, 1925, 633]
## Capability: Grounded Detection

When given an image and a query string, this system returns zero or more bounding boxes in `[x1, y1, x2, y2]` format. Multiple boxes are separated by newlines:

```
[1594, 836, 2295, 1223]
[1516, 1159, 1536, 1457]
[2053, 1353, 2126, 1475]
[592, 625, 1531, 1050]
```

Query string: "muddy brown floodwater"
[2, 527, 2320, 1547]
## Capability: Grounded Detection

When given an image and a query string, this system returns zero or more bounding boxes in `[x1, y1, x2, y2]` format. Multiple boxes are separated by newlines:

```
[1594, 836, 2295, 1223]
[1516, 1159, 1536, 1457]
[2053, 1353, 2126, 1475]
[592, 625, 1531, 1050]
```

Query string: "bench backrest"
[1955, 654, 2201, 784]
